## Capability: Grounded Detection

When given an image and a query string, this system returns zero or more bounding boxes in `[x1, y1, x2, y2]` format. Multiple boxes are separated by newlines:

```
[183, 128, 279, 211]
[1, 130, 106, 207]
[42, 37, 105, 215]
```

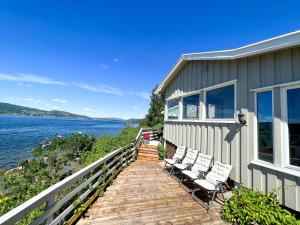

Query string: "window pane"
[257, 91, 273, 163]
[206, 84, 234, 119]
[287, 88, 300, 167]
[167, 100, 179, 119]
[183, 94, 199, 119]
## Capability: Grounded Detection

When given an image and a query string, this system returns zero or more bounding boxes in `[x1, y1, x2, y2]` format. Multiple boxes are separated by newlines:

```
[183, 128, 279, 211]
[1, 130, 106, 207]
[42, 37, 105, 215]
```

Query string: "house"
[155, 30, 300, 212]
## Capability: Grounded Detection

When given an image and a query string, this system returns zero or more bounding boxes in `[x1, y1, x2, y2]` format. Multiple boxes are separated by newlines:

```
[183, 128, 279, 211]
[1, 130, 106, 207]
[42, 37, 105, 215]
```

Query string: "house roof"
[155, 30, 300, 94]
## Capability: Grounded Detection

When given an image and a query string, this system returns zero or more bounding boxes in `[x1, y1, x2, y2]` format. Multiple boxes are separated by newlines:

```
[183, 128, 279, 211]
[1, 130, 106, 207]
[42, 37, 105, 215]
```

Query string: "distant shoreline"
[0, 113, 126, 121]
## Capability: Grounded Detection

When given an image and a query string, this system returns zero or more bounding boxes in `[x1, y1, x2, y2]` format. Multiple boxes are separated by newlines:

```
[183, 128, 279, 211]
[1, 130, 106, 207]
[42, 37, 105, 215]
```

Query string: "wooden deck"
[77, 160, 226, 225]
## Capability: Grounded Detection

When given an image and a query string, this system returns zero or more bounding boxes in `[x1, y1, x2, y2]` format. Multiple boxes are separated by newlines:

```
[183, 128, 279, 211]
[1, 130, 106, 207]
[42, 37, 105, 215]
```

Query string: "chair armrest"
[215, 180, 225, 191]
[197, 171, 206, 179]
[175, 158, 182, 163]
[186, 163, 193, 170]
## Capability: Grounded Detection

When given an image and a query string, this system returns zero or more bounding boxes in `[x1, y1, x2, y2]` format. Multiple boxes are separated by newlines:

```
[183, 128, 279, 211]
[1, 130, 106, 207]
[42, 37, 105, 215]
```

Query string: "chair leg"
[191, 188, 195, 199]
[169, 165, 174, 176]
[208, 190, 217, 212]
[221, 191, 225, 202]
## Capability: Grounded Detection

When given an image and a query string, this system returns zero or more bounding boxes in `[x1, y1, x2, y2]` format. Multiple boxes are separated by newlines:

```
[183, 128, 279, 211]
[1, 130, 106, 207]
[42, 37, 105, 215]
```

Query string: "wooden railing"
[0, 128, 158, 225]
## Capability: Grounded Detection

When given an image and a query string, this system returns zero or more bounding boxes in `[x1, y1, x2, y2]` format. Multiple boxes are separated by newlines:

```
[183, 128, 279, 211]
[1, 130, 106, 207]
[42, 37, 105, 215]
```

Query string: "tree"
[142, 85, 164, 127]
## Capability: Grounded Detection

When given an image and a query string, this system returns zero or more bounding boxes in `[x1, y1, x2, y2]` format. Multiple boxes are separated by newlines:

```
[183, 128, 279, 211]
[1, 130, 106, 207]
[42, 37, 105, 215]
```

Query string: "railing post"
[45, 195, 55, 224]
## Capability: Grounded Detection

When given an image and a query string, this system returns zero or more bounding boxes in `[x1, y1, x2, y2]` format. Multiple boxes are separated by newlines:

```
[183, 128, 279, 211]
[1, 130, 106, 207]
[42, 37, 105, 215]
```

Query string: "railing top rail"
[0, 147, 123, 224]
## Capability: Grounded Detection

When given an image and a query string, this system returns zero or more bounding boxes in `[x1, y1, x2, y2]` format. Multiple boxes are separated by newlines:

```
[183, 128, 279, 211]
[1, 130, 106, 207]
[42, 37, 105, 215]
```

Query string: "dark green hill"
[0, 102, 90, 118]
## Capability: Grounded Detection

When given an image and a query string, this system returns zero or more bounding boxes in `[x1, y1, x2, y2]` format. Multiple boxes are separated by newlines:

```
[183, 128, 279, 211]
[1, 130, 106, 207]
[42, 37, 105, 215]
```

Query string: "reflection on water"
[0, 115, 127, 169]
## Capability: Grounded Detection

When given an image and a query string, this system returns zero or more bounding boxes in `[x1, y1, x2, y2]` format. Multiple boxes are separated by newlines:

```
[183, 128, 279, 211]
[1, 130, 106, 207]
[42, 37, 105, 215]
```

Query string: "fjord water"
[0, 115, 126, 169]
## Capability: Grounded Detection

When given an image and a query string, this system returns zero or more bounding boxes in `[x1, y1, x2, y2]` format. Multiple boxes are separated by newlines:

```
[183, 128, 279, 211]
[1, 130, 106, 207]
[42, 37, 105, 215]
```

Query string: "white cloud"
[73, 82, 150, 100]
[0, 73, 65, 86]
[18, 82, 32, 87]
[133, 106, 139, 109]
[84, 108, 92, 111]
[73, 83, 124, 95]
[136, 92, 150, 100]
[113, 58, 119, 63]
[24, 98, 43, 104]
[99, 64, 109, 69]
[52, 98, 67, 104]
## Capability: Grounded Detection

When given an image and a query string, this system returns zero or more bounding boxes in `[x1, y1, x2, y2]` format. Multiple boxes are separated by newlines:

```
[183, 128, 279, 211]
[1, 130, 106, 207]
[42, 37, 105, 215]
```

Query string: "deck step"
[137, 157, 159, 162]
[140, 144, 158, 149]
[137, 153, 159, 158]
[138, 148, 158, 154]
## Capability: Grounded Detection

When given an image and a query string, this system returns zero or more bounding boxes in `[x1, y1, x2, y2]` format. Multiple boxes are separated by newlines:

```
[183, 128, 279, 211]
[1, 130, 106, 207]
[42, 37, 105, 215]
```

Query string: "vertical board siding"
[163, 47, 300, 211]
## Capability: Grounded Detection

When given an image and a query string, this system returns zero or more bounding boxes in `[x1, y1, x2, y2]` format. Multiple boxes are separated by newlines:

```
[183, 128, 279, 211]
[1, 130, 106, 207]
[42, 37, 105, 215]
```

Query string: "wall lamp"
[238, 113, 247, 126]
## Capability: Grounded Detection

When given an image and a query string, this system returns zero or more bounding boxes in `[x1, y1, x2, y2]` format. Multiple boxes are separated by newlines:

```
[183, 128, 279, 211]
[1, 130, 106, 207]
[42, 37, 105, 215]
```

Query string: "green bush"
[158, 144, 165, 160]
[222, 185, 300, 225]
[82, 127, 139, 166]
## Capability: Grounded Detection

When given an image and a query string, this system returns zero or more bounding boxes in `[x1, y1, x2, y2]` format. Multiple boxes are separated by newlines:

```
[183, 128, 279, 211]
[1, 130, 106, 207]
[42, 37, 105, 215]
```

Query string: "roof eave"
[155, 30, 300, 94]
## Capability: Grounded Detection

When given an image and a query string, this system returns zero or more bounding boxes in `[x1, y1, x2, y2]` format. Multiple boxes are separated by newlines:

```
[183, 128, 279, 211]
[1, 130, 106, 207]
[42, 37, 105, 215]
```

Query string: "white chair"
[171, 148, 198, 176]
[180, 153, 213, 191]
[191, 161, 232, 212]
[164, 145, 186, 175]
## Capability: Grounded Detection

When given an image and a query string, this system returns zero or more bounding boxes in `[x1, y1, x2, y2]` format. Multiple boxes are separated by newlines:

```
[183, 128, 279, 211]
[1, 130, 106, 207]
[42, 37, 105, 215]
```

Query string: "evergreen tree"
[142, 85, 164, 127]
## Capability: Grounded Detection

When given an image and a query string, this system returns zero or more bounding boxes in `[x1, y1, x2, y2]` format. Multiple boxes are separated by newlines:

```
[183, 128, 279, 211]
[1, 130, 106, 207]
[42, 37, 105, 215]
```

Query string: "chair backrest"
[172, 145, 186, 160]
[182, 148, 198, 165]
[205, 161, 232, 186]
[191, 153, 212, 173]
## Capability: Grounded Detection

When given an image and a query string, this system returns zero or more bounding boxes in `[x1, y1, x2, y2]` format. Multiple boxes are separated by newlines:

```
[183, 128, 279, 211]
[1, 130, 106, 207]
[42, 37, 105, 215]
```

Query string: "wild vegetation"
[222, 185, 300, 225]
[140, 85, 164, 128]
[0, 126, 139, 223]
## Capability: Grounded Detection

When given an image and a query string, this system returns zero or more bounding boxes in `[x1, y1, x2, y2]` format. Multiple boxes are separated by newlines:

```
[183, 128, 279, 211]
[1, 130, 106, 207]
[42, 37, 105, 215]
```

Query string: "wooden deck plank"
[77, 160, 226, 225]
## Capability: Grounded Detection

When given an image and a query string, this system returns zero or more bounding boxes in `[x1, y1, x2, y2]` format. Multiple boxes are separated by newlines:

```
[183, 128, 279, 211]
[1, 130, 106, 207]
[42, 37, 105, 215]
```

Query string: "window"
[287, 88, 300, 167]
[206, 84, 235, 119]
[257, 91, 273, 163]
[183, 94, 199, 119]
[167, 99, 179, 119]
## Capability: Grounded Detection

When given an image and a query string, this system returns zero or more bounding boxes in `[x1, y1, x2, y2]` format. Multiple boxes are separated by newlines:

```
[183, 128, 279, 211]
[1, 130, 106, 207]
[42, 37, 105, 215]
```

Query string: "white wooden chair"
[180, 153, 213, 191]
[191, 161, 232, 212]
[164, 145, 186, 175]
[171, 148, 198, 176]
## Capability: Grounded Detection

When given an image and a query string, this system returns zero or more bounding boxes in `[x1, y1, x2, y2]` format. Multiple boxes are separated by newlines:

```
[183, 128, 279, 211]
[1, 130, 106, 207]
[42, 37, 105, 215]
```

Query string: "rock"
[4, 166, 22, 175]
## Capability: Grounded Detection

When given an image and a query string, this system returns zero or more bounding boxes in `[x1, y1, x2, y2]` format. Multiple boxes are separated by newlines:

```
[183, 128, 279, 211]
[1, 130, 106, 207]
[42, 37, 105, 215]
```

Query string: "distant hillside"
[0, 102, 90, 119]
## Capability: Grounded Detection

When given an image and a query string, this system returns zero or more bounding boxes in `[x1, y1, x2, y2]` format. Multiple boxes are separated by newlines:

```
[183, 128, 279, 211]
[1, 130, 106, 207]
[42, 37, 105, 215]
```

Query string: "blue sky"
[0, 1, 299, 119]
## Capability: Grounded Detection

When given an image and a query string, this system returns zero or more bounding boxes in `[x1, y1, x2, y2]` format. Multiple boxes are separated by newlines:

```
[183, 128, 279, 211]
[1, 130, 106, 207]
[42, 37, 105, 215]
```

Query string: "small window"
[257, 91, 273, 163]
[287, 88, 300, 167]
[167, 99, 179, 120]
[183, 94, 199, 119]
[206, 84, 235, 119]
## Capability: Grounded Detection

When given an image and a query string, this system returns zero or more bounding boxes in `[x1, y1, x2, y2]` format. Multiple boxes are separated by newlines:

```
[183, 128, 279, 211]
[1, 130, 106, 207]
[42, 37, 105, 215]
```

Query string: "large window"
[167, 99, 179, 120]
[287, 88, 300, 167]
[257, 91, 273, 163]
[183, 94, 199, 119]
[206, 84, 235, 119]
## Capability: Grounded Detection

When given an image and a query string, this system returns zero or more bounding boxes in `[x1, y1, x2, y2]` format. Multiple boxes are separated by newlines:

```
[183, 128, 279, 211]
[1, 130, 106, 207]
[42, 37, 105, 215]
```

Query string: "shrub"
[82, 127, 139, 166]
[222, 185, 300, 225]
[158, 144, 165, 160]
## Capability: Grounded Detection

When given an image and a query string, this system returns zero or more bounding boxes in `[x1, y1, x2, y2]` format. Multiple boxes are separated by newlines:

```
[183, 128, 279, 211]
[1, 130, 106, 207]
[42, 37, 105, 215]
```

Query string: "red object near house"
[143, 133, 151, 140]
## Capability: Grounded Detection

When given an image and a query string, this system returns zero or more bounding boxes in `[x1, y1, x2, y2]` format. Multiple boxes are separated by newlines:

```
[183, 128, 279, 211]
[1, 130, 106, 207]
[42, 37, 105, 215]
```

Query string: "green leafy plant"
[222, 185, 300, 225]
[158, 144, 165, 160]
[140, 84, 164, 127]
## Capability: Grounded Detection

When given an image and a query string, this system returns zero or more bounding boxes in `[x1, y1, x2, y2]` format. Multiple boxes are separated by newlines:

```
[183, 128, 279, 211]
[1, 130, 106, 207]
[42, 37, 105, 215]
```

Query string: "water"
[0, 115, 128, 169]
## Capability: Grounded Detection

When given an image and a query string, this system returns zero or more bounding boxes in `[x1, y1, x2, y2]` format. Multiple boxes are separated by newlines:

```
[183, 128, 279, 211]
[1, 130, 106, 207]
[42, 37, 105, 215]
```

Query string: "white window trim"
[250, 160, 300, 178]
[204, 81, 237, 121]
[182, 93, 200, 120]
[281, 84, 300, 172]
[165, 79, 237, 101]
[253, 89, 275, 165]
[166, 98, 180, 121]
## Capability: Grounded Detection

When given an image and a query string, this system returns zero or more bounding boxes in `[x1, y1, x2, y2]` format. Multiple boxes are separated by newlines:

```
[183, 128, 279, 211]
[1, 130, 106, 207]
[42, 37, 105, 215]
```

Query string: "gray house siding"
[163, 47, 300, 211]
